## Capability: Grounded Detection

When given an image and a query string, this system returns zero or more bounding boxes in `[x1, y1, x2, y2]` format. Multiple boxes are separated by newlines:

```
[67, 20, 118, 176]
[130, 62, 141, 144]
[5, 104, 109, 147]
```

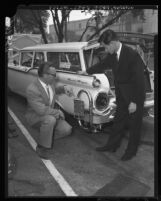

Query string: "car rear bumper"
[80, 99, 154, 124]
[144, 99, 154, 108]
[75, 94, 154, 125]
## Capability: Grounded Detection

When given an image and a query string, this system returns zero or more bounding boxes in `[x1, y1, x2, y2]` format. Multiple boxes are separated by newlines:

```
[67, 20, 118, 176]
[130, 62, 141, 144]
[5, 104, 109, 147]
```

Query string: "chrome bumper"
[79, 99, 154, 124]
[144, 99, 154, 108]
[74, 96, 154, 125]
[78, 106, 116, 124]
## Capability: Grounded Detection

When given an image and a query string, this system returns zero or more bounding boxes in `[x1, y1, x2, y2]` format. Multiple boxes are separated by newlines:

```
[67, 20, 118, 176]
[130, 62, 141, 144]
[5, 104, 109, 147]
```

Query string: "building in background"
[49, 18, 90, 42]
[49, 9, 158, 43]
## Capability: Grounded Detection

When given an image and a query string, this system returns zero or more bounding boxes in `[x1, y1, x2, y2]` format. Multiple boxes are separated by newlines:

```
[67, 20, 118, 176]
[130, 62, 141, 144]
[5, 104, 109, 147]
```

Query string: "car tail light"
[95, 92, 110, 111]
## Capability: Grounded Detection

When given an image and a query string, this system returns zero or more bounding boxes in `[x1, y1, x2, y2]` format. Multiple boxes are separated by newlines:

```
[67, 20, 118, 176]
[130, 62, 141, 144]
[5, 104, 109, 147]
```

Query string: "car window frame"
[8, 50, 20, 66]
[33, 51, 45, 68]
[20, 51, 34, 69]
[47, 51, 82, 73]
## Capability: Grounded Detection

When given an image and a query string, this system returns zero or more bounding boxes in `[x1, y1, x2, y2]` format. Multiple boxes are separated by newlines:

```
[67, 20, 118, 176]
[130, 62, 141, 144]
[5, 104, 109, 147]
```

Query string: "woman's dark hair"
[98, 29, 118, 44]
[38, 61, 52, 77]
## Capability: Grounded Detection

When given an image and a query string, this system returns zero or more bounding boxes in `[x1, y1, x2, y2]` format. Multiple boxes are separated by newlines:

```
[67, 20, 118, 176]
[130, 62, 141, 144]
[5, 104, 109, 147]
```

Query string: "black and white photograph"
[6, 5, 157, 198]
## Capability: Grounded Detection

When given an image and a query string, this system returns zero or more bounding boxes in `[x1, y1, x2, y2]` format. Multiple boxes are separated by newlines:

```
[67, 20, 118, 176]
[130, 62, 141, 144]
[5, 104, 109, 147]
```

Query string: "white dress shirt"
[116, 42, 122, 60]
[38, 78, 53, 105]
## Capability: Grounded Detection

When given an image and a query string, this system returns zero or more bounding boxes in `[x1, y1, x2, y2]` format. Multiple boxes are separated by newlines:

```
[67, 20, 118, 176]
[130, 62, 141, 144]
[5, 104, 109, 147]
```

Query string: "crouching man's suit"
[25, 78, 72, 148]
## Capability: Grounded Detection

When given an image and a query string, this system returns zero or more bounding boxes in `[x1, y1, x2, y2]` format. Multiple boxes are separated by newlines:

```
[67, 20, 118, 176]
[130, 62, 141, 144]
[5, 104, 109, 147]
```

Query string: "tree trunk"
[39, 23, 48, 44]
[64, 18, 67, 42]
[37, 11, 48, 44]
[79, 17, 93, 42]
[31, 10, 48, 44]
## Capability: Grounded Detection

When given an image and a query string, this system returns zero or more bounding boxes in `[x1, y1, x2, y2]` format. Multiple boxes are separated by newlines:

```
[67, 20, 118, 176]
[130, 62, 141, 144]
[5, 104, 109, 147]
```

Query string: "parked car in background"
[8, 32, 155, 132]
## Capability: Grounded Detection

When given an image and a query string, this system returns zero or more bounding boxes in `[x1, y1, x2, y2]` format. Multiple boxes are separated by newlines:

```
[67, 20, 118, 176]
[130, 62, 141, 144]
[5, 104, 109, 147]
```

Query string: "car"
[8, 32, 155, 132]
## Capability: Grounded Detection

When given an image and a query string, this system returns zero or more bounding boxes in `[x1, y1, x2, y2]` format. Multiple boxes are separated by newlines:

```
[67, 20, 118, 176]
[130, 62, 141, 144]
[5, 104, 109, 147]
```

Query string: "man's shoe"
[121, 152, 136, 161]
[36, 146, 53, 159]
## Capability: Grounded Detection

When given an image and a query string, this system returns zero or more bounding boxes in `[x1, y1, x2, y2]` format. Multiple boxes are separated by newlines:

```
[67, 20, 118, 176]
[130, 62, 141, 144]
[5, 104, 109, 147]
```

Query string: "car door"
[8, 50, 20, 92]
[8, 51, 34, 95]
[8, 51, 38, 97]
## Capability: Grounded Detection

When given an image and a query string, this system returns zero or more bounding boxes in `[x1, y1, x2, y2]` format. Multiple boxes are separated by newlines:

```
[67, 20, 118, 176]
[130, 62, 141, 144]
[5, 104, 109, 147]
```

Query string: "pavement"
[7, 112, 155, 197]
[7, 94, 155, 197]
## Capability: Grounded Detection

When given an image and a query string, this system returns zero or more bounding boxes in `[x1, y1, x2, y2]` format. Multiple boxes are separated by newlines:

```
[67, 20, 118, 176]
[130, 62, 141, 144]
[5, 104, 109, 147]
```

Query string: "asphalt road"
[7, 92, 155, 197]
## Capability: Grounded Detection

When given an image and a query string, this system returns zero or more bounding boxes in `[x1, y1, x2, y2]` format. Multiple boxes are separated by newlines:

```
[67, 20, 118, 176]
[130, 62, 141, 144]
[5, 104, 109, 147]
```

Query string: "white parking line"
[8, 107, 78, 197]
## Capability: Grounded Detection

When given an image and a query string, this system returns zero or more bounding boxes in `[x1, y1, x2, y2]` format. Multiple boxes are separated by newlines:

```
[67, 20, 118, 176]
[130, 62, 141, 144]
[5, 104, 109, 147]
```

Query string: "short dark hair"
[38, 61, 52, 77]
[98, 29, 118, 44]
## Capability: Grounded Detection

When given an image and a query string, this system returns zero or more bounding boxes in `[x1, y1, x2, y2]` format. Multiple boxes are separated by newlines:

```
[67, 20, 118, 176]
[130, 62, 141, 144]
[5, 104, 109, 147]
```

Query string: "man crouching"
[25, 62, 72, 159]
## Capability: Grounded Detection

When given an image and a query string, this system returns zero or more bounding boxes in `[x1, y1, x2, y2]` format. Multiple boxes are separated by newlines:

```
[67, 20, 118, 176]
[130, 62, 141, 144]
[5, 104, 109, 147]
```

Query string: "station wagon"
[8, 33, 154, 132]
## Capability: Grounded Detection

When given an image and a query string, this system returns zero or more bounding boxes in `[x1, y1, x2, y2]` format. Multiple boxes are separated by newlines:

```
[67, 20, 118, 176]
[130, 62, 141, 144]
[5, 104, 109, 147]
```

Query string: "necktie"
[46, 85, 50, 101]
[114, 53, 118, 61]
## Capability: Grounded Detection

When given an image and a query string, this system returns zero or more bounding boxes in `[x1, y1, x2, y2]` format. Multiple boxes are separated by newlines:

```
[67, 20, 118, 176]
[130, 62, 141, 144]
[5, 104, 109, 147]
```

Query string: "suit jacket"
[25, 78, 59, 125]
[87, 44, 146, 106]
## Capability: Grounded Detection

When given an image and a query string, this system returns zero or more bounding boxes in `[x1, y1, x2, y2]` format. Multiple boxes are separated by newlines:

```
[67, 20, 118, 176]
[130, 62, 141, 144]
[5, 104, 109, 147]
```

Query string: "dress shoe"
[36, 145, 53, 159]
[121, 152, 136, 161]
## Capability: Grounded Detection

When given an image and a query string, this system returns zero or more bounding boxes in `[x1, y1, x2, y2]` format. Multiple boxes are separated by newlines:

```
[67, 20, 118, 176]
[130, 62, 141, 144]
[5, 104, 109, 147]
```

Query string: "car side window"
[33, 52, 44, 67]
[59, 52, 81, 72]
[47, 52, 59, 69]
[47, 52, 81, 72]
[84, 49, 102, 69]
[21, 52, 33, 68]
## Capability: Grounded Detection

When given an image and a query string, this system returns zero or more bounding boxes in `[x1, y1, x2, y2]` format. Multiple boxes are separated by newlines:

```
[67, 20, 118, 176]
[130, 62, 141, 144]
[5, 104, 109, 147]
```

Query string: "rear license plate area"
[74, 98, 85, 117]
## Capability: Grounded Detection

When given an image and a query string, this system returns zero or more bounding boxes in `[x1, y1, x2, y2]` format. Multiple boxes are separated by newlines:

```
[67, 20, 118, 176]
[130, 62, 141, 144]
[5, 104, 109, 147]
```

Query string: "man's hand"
[64, 86, 74, 97]
[128, 102, 137, 114]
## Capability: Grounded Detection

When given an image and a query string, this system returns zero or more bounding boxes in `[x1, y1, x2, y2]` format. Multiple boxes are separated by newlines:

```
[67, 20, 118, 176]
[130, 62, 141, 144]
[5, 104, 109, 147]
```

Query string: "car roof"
[21, 42, 90, 51]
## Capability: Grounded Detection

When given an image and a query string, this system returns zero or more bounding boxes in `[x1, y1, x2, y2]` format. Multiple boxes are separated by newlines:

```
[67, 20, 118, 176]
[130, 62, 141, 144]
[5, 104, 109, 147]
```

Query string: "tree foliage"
[13, 7, 146, 44]
[14, 9, 50, 43]
[131, 9, 145, 21]
[79, 9, 145, 41]
[78, 11, 104, 42]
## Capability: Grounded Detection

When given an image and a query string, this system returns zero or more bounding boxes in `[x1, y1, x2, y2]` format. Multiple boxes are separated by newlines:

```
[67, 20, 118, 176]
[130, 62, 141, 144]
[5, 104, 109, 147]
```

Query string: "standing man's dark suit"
[86, 31, 146, 161]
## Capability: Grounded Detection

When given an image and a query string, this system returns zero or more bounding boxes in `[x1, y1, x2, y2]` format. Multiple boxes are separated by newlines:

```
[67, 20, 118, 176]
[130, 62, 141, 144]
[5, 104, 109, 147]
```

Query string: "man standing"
[86, 30, 146, 161]
[26, 62, 72, 159]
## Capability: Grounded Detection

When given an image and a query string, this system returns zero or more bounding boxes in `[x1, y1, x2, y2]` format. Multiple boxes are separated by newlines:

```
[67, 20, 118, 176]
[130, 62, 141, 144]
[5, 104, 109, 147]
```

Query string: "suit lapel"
[50, 84, 55, 107]
[35, 78, 50, 105]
